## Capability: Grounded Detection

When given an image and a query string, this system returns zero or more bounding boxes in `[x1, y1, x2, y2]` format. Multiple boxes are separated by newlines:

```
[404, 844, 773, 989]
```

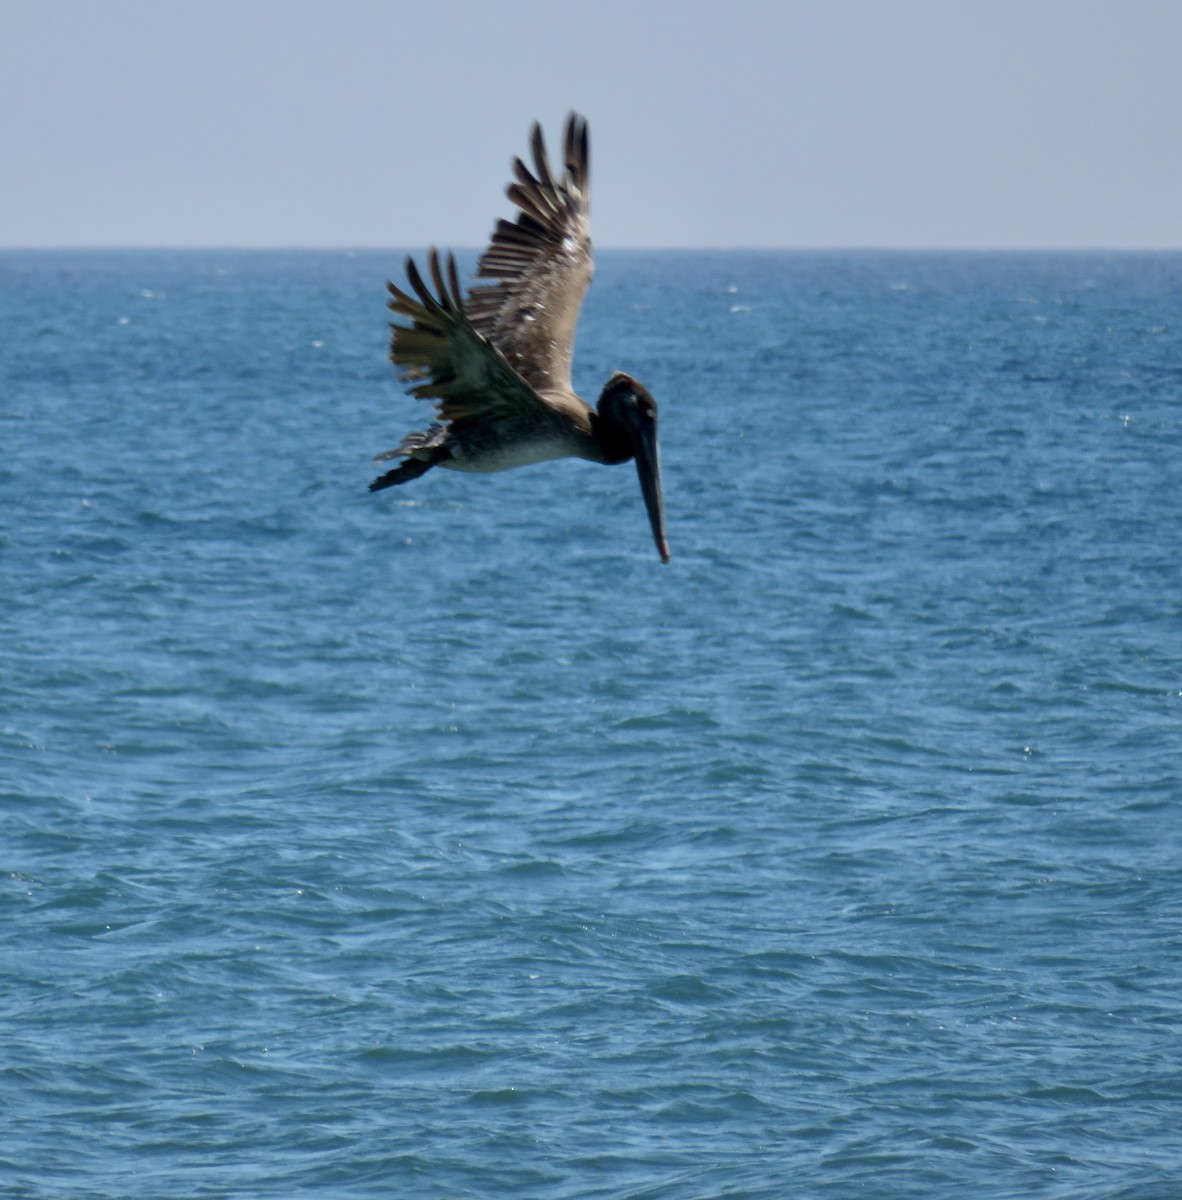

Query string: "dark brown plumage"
[369, 113, 668, 563]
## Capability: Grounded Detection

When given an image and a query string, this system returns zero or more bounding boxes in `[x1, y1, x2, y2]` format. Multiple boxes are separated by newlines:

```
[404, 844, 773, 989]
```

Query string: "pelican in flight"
[369, 113, 669, 562]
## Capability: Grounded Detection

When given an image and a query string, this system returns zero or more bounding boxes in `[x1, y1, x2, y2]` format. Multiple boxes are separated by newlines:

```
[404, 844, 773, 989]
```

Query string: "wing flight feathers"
[387, 248, 548, 426]
[465, 112, 594, 394]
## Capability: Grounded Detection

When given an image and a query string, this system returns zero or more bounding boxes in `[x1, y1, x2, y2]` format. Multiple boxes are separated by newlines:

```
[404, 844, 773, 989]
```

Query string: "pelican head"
[595, 372, 670, 563]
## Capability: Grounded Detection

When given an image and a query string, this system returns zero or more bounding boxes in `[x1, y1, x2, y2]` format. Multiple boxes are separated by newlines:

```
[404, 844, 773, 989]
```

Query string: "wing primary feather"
[564, 113, 589, 197]
[446, 254, 463, 309]
[428, 249, 447, 305]
[529, 121, 556, 193]
[404, 255, 433, 310]
[505, 184, 558, 229]
[509, 161, 559, 220]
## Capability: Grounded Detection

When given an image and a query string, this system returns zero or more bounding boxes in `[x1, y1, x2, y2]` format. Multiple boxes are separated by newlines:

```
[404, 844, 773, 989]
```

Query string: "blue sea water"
[2, 247, 1181, 1199]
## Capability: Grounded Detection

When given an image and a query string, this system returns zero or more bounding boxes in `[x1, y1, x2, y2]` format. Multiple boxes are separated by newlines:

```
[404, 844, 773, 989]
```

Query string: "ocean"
[2, 248, 1180, 1198]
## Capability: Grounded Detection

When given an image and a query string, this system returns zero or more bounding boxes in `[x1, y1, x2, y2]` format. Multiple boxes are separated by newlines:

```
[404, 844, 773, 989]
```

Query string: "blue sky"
[2, 0, 1180, 248]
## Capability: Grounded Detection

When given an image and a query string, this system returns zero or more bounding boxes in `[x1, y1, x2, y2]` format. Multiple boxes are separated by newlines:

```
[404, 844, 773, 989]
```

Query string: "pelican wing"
[464, 113, 593, 395]
[387, 249, 551, 428]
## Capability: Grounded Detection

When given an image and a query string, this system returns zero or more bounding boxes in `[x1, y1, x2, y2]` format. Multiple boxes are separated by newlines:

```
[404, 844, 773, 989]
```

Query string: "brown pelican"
[369, 113, 669, 563]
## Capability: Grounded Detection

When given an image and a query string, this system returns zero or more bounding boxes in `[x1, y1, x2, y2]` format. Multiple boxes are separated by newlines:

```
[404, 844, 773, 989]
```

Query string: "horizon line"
[4, 243, 1181, 254]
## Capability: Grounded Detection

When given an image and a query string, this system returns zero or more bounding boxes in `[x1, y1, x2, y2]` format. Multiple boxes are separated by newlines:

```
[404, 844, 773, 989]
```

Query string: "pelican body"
[369, 114, 669, 563]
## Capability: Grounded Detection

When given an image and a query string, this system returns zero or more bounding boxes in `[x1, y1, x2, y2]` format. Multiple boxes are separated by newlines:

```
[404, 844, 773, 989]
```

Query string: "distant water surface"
[2, 249, 1181, 1198]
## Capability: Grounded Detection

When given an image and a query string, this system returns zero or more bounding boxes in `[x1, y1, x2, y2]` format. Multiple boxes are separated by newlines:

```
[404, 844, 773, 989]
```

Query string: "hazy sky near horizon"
[2, 0, 1180, 249]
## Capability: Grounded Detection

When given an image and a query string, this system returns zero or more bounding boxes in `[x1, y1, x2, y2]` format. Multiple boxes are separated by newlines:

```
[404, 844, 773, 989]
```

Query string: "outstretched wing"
[387, 249, 551, 428]
[464, 112, 593, 395]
